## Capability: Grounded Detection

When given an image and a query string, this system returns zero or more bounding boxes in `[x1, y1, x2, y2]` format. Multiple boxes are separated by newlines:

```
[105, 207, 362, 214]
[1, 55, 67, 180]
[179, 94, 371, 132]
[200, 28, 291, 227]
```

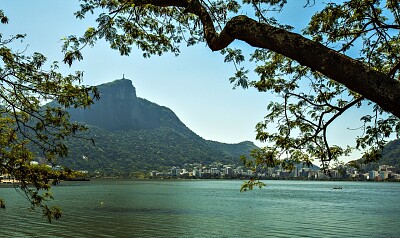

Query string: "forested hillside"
[353, 139, 400, 172]
[380, 139, 400, 166]
[55, 79, 257, 175]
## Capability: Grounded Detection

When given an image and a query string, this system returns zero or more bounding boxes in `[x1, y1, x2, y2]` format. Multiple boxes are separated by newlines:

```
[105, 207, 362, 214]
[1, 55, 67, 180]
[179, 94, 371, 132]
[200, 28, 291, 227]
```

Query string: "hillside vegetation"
[54, 79, 257, 175]
[354, 139, 400, 172]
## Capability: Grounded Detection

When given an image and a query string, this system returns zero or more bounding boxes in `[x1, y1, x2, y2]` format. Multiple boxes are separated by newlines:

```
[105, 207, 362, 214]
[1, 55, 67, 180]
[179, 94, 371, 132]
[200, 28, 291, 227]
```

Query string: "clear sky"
[2, 1, 370, 162]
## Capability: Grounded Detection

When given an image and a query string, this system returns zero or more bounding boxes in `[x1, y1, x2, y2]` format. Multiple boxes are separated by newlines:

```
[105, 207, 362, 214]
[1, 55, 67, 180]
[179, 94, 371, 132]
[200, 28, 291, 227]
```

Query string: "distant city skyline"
[2, 1, 375, 162]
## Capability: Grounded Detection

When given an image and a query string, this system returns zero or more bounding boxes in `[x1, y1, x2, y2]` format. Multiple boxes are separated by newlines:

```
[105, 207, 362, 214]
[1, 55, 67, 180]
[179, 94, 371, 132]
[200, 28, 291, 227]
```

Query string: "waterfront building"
[148, 159, 400, 181]
[0, 173, 19, 184]
[387, 167, 397, 173]
[298, 169, 309, 178]
[293, 166, 298, 177]
[150, 171, 157, 177]
[224, 167, 233, 178]
[236, 167, 244, 176]
[316, 171, 326, 179]
[210, 168, 220, 176]
[369, 171, 379, 180]
[171, 167, 181, 177]
[329, 170, 340, 179]
[308, 170, 318, 179]
[201, 172, 211, 179]
[278, 171, 291, 178]
[193, 167, 202, 178]
[379, 165, 390, 171]
[379, 171, 389, 180]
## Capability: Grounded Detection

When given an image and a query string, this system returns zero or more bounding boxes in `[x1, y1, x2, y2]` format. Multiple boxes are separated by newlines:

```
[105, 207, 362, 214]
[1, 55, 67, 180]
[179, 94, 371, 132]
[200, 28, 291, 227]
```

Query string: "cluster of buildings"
[0, 174, 18, 184]
[365, 165, 400, 181]
[2, 161, 399, 182]
[149, 163, 400, 181]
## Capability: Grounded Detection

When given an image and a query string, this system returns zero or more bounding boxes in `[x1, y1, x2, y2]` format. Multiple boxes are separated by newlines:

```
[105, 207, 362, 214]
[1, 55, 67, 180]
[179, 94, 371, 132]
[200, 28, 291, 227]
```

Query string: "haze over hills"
[59, 78, 258, 174]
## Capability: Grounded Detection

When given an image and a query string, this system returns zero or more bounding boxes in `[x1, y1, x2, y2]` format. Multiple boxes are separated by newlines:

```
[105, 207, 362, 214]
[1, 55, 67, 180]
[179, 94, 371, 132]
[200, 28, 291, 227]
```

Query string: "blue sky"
[2, 1, 370, 162]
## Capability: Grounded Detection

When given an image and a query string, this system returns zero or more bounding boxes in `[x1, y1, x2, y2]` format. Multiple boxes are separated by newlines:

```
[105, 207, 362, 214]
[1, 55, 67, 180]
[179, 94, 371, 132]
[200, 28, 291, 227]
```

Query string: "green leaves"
[240, 178, 265, 192]
[221, 48, 249, 88]
[0, 10, 8, 24]
[69, 0, 399, 182]
[223, 48, 244, 64]
[226, 0, 240, 13]
[42, 206, 62, 223]
[0, 9, 99, 222]
[63, 1, 190, 64]
[63, 50, 83, 67]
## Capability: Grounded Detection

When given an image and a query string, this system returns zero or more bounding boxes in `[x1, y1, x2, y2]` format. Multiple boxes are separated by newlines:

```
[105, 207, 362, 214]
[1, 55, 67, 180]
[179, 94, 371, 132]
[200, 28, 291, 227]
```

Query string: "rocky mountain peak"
[97, 78, 137, 101]
[68, 78, 163, 131]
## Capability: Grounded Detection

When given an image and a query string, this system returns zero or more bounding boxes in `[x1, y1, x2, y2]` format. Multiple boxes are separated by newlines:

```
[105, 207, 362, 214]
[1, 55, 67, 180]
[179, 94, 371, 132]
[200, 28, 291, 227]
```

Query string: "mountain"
[68, 79, 166, 131]
[58, 78, 258, 175]
[351, 139, 400, 171]
[380, 139, 400, 166]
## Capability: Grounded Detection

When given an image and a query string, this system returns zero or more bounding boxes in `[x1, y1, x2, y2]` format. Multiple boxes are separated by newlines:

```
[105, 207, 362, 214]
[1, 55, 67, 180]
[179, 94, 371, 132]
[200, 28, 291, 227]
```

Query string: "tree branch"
[389, 61, 400, 78]
[123, 0, 400, 118]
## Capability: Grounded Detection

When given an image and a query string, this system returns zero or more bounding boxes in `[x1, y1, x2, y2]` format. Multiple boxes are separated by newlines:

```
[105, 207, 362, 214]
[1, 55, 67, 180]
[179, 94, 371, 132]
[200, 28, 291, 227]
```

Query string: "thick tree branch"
[389, 61, 400, 78]
[220, 17, 400, 118]
[125, 0, 400, 118]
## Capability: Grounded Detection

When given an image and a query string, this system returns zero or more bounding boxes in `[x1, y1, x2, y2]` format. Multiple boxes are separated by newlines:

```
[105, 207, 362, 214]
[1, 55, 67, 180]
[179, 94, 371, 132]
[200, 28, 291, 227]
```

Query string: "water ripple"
[1, 180, 400, 237]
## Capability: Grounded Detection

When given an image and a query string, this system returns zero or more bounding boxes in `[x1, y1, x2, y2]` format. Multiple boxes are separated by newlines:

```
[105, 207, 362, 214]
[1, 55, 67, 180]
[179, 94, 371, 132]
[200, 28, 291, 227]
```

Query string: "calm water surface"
[1, 180, 399, 237]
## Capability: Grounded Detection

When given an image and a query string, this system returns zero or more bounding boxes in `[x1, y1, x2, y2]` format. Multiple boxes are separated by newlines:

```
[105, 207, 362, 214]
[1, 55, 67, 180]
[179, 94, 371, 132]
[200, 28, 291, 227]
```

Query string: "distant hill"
[380, 139, 400, 166]
[56, 78, 258, 174]
[351, 139, 400, 171]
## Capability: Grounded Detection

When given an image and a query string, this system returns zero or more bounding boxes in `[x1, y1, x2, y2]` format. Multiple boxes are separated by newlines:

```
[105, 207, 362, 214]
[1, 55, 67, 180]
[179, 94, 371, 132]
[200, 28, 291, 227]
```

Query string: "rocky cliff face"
[68, 78, 164, 130]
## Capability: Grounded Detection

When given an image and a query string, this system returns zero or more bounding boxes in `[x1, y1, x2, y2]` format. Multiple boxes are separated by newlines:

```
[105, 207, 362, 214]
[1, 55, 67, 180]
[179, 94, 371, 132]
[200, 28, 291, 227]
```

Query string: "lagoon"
[1, 180, 400, 237]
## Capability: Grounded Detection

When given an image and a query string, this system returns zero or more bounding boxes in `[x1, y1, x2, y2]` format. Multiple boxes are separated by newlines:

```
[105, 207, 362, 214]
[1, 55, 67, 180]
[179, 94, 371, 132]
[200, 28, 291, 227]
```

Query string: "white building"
[224, 167, 233, 177]
[193, 167, 202, 178]
[210, 168, 220, 176]
[150, 171, 157, 177]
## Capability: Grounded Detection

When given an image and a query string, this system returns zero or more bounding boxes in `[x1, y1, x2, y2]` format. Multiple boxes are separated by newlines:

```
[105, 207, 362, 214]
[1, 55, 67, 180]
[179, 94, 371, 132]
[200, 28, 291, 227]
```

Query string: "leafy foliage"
[0, 10, 99, 221]
[66, 0, 400, 176]
[2, 0, 399, 218]
[352, 138, 400, 172]
[240, 177, 265, 192]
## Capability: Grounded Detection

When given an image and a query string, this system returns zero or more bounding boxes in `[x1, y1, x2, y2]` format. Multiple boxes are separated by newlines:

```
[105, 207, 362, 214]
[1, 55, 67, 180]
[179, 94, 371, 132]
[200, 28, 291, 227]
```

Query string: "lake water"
[1, 180, 400, 237]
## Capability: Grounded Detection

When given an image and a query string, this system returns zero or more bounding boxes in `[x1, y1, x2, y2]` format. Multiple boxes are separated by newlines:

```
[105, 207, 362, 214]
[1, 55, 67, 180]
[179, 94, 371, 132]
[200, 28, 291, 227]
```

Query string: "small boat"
[333, 186, 342, 189]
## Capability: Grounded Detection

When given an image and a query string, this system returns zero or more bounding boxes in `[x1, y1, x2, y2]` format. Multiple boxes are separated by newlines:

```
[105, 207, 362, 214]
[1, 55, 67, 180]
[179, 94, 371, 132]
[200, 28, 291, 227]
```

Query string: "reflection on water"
[1, 180, 400, 237]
